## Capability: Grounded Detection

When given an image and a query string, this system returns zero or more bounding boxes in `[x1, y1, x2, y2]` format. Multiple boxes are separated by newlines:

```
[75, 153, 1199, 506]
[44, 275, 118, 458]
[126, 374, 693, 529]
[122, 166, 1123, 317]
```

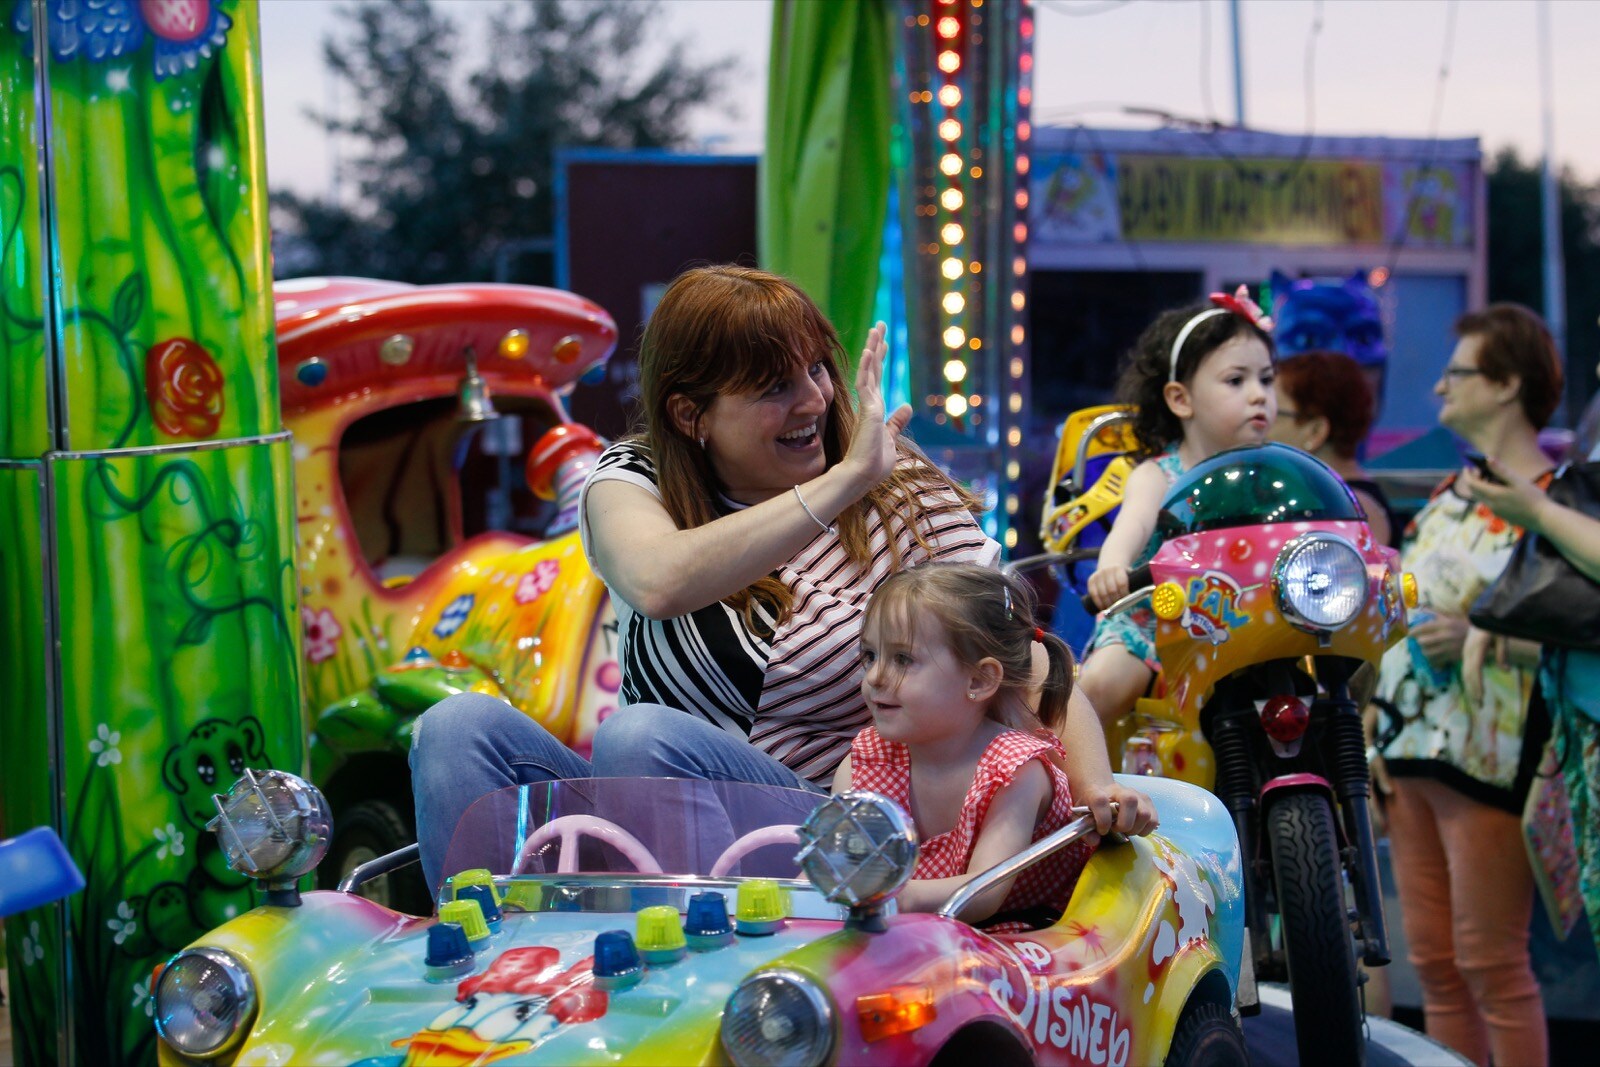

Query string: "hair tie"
[1034, 627, 1045, 642]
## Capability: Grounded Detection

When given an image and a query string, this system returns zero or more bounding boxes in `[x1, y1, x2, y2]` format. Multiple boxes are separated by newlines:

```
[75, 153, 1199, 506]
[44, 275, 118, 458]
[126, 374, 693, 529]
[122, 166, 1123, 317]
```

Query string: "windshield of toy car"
[439, 778, 824, 881]
[1152, 443, 1364, 540]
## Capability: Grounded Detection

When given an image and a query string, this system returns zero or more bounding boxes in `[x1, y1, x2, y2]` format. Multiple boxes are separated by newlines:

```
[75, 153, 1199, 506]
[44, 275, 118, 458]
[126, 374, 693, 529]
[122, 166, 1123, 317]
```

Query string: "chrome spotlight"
[794, 791, 917, 931]
[206, 769, 332, 907]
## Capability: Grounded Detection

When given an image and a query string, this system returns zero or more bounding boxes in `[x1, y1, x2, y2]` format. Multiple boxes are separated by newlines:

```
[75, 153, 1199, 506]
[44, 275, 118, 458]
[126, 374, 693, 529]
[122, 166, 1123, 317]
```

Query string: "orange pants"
[1386, 776, 1547, 1067]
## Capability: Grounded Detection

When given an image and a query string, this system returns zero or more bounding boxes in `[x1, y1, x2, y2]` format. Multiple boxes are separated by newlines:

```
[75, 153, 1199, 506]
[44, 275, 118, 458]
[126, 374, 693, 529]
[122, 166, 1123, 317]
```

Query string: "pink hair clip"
[1209, 285, 1275, 333]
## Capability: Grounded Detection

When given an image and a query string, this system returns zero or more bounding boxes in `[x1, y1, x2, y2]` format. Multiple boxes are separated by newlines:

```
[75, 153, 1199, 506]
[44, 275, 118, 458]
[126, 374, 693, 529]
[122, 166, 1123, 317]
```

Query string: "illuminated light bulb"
[1013, 223, 1028, 242]
[943, 327, 967, 349]
[939, 85, 962, 107]
[944, 359, 967, 382]
[1010, 357, 1024, 378]
[938, 50, 960, 73]
[937, 16, 960, 38]
[1019, 87, 1032, 107]
[1019, 53, 1033, 73]
[940, 153, 962, 176]
[1021, 17, 1034, 38]
[1009, 392, 1023, 413]
[939, 118, 962, 141]
[1007, 460, 1021, 479]
[969, 393, 983, 407]
[1011, 325, 1026, 344]
[1018, 121, 1032, 140]
[1015, 190, 1029, 209]
[1005, 528, 1019, 549]
[1007, 427, 1022, 446]
[968, 337, 982, 350]
[1017, 156, 1030, 175]
[969, 261, 982, 274]
[941, 189, 964, 211]
[941, 257, 964, 280]
[1013, 256, 1026, 276]
[943, 292, 965, 314]
[1011, 291, 1026, 311]
[916, 13, 929, 26]
[1370, 266, 1390, 287]
[941, 222, 964, 244]
[946, 394, 969, 418]
[1006, 494, 1019, 514]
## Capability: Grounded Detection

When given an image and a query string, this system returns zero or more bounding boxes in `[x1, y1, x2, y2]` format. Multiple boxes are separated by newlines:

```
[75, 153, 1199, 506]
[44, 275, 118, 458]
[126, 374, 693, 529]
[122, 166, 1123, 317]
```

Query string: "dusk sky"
[260, 0, 1600, 199]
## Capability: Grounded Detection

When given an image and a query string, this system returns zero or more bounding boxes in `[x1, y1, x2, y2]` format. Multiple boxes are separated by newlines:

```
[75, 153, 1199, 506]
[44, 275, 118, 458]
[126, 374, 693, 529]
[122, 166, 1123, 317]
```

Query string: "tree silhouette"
[270, 0, 735, 284]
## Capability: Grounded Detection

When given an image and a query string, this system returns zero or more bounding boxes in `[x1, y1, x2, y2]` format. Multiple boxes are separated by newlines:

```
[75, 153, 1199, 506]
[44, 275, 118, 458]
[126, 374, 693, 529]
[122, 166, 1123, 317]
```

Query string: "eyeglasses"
[1275, 409, 1303, 420]
[1439, 365, 1486, 381]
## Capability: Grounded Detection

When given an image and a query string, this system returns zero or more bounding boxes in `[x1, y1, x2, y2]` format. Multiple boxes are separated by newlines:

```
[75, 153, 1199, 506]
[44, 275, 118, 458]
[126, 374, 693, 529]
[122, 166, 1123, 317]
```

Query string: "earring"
[697, 436, 707, 450]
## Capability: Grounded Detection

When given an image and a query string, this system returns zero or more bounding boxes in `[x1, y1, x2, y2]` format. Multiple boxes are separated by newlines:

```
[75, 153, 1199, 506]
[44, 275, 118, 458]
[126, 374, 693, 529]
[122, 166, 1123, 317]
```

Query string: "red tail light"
[1260, 695, 1311, 742]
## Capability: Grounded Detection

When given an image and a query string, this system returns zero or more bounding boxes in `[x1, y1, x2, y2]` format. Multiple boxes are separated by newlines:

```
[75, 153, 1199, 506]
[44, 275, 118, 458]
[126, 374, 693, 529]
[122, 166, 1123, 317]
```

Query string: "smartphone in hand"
[1464, 452, 1502, 484]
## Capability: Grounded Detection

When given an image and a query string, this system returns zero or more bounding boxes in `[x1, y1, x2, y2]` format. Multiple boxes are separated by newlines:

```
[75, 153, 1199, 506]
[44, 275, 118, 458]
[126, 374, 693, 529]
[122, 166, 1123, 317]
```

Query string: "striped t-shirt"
[578, 441, 1000, 785]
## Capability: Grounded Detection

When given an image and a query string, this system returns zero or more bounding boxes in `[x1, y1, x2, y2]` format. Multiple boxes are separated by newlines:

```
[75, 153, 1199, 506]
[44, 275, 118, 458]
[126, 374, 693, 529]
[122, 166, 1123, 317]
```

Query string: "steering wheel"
[510, 815, 664, 875]
[708, 825, 802, 878]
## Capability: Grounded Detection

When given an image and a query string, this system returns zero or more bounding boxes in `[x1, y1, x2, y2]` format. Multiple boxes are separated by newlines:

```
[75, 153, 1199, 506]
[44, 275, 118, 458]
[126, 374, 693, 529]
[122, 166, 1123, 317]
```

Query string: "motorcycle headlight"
[721, 969, 835, 1067]
[153, 947, 256, 1058]
[1274, 533, 1368, 631]
[205, 769, 331, 883]
[794, 791, 916, 908]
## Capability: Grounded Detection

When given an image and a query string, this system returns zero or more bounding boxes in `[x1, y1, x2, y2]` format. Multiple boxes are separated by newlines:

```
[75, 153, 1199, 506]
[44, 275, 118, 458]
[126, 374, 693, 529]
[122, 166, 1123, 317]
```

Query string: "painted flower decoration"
[9, 0, 233, 80]
[88, 723, 122, 767]
[132, 976, 154, 1016]
[514, 560, 562, 605]
[153, 822, 185, 860]
[21, 921, 44, 966]
[145, 337, 225, 439]
[301, 606, 343, 664]
[107, 901, 138, 945]
[434, 594, 475, 638]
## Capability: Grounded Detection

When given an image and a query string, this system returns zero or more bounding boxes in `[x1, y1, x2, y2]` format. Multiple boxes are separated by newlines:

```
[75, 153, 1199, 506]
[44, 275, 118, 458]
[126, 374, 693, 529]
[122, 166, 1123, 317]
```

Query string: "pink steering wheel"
[510, 815, 664, 875]
[709, 825, 802, 878]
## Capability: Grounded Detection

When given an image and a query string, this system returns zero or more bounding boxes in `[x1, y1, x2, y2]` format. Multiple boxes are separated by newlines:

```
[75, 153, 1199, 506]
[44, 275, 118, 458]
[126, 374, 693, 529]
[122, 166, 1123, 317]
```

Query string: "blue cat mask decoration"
[1268, 270, 1388, 370]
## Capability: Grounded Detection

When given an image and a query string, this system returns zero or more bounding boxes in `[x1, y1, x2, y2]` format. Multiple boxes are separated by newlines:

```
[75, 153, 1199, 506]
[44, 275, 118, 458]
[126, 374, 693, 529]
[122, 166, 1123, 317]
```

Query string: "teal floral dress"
[1085, 447, 1187, 670]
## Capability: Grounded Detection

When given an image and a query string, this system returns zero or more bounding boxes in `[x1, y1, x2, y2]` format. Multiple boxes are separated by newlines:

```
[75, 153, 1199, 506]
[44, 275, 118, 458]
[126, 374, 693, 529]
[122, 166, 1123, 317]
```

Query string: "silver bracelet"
[793, 484, 835, 535]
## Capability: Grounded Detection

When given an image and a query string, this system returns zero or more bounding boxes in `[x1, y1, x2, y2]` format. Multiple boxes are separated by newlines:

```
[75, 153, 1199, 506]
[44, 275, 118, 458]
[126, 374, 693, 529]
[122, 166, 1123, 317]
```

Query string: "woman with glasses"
[1371, 303, 1561, 1066]
[1268, 349, 1396, 547]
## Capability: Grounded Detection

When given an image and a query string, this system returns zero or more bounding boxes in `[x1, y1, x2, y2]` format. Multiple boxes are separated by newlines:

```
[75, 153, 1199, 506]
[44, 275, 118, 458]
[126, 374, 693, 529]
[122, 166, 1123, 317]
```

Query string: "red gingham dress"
[849, 727, 1093, 928]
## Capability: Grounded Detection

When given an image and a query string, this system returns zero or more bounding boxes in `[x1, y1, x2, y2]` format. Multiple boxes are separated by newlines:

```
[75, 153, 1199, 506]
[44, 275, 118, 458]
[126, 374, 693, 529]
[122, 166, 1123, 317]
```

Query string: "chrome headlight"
[721, 969, 834, 1067]
[795, 791, 917, 908]
[206, 769, 331, 884]
[153, 947, 256, 1058]
[1274, 532, 1368, 631]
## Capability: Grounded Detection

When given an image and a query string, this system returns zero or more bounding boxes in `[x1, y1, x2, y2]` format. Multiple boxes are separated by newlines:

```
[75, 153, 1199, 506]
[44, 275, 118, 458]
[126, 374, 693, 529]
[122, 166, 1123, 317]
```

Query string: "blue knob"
[685, 891, 734, 951]
[425, 921, 474, 973]
[457, 884, 502, 928]
[592, 930, 643, 991]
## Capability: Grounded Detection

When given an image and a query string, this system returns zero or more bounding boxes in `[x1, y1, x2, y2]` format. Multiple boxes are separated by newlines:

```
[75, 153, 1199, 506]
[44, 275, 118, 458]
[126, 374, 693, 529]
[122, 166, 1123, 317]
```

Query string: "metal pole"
[1536, 1, 1567, 389]
[1229, 0, 1247, 127]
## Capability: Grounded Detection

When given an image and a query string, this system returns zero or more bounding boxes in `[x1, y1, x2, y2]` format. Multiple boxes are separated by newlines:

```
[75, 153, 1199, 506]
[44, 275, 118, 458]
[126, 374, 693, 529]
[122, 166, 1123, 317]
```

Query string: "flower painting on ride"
[11, 0, 232, 79]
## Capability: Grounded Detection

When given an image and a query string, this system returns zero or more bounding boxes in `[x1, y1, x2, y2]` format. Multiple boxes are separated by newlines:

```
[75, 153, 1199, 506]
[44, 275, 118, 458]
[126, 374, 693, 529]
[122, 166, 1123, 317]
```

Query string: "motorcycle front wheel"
[1266, 791, 1364, 1067]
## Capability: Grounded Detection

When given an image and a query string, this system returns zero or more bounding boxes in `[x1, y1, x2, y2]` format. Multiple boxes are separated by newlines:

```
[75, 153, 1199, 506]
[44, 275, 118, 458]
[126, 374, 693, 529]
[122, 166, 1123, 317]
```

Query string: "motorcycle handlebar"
[1081, 563, 1154, 615]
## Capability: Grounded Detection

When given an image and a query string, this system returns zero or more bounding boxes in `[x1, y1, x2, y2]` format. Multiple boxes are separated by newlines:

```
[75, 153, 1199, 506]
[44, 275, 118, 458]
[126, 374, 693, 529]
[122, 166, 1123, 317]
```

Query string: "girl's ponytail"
[1033, 631, 1076, 732]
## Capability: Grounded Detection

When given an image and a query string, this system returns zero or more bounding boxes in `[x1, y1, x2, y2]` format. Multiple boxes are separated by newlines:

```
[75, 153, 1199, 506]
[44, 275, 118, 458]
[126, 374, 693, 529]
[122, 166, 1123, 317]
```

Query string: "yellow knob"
[438, 899, 490, 943]
[1150, 581, 1187, 622]
[451, 869, 501, 906]
[635, 905, 688, 960]
[1400, 572, 1419, 610]
[735, 879, 786, 934]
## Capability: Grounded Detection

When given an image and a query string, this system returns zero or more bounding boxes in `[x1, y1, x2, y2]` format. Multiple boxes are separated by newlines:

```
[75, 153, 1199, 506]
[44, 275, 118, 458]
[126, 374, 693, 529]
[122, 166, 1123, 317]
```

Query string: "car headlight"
[206, 769, 331, 886]
[153, 947, 256, 1058]
[794, 791, 917, 910]
[721, 969, 834, 1067]
[1274, 532, 1368, 631]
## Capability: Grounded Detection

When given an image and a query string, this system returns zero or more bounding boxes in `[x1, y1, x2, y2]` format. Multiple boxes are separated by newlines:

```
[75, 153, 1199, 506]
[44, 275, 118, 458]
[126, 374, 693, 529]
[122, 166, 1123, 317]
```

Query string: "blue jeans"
[409, 693, 826, 894]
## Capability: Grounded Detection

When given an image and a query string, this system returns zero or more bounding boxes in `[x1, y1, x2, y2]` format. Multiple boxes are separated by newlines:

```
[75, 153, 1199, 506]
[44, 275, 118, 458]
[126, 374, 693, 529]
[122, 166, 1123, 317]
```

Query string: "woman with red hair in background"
[1268, 349, 1396, 547]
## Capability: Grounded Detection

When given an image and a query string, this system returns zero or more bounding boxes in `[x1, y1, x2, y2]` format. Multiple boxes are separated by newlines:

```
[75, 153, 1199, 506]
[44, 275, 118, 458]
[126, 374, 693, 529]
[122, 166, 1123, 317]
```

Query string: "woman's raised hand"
[844, 322, 913, 489]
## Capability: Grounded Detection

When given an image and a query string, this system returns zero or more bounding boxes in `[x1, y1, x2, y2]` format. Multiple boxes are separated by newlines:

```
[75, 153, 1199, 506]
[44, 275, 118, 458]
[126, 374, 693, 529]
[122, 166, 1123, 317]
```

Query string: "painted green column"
[0, 2, 303, 1063]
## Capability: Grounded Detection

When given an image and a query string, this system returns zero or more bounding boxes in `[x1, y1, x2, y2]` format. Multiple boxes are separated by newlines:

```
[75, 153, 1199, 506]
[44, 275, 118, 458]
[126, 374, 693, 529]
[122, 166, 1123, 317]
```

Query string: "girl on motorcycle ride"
[833, 563, 1115, 928]
[1077, 293, 1277, 727]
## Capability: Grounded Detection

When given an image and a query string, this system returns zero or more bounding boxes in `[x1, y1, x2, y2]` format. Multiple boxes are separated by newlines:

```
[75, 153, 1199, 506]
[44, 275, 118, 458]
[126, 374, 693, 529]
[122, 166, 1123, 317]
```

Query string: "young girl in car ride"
[1077, 290, 1278, 728]
[832, 563, 1105, 928]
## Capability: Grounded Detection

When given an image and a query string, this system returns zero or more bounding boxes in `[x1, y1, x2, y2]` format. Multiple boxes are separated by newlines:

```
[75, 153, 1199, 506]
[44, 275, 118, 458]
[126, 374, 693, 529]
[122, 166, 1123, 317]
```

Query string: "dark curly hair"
[1116, 301, 1276, 460]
